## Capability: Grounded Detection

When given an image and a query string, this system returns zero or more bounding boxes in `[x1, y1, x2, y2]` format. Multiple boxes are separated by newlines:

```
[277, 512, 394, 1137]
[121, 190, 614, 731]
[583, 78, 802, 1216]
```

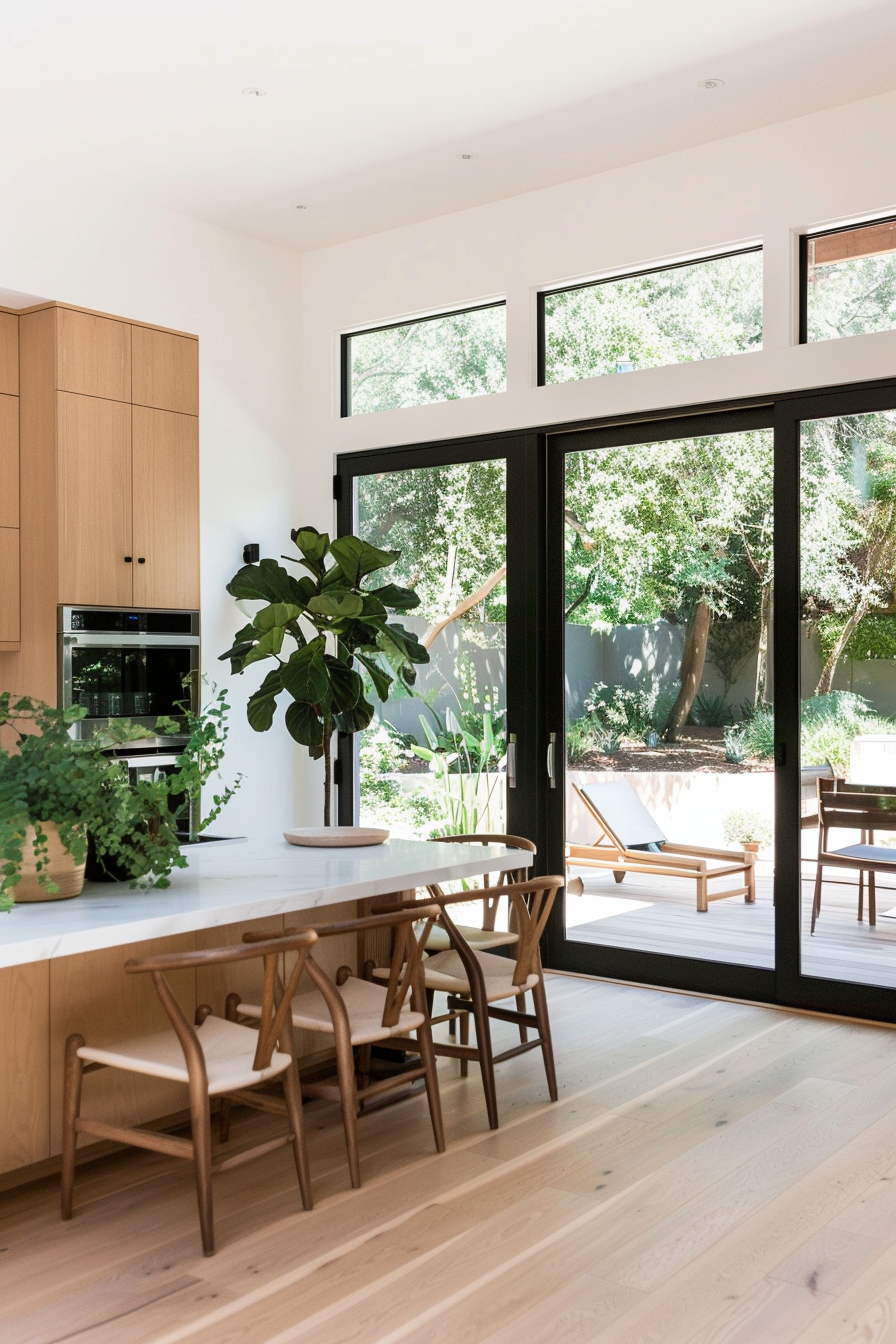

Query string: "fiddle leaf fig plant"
[220, 526, 428, 825]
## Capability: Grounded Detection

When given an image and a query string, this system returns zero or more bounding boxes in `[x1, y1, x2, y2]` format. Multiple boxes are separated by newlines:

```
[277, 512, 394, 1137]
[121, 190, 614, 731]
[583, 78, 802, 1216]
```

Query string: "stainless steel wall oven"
[58, 606, 200, 738]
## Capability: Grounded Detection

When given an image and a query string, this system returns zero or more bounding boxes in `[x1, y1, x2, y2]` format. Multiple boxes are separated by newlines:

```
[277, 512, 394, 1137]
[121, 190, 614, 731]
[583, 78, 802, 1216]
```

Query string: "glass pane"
[71, 647, 192, 720]
[543, 251, 762, 385]
[800, 409, 896, 988]
[355, 459, 507, 841]
[806, 220, 896, 341]
[564, 429, 774, 969]
[346, 305, 506, 415]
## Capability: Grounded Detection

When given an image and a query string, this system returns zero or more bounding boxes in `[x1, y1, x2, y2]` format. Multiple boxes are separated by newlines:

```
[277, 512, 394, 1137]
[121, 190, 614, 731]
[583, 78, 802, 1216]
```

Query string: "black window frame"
[536, 244, 763, 388]
[340, 299, 508, 419]
[799, 212, 896, 345]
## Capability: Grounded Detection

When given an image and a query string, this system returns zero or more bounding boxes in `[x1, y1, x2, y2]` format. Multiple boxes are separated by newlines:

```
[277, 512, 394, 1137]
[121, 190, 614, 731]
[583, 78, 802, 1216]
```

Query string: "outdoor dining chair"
[61, 929, 318, 1257]
[811, 778, 896, 933]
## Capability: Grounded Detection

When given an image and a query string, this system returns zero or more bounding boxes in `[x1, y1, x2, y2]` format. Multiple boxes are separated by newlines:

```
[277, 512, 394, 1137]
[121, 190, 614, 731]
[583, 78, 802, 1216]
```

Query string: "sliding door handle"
[507, 734, 517, 789]
[547, 732, 558, 788]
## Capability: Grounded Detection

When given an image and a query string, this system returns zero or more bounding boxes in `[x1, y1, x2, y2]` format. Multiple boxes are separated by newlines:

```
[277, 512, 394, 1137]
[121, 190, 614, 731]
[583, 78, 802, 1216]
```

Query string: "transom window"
[803, 216, 896, 343]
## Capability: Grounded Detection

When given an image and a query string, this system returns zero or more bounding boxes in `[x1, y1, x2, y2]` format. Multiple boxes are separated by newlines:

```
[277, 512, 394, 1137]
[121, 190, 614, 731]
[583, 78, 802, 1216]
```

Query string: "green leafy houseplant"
[0, 688, 241, 909]
[221, 527, 429, 826]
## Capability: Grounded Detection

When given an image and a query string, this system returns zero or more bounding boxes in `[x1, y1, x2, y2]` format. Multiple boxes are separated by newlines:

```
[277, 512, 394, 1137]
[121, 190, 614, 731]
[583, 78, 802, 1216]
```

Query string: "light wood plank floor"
[567, 866, 896, 987]
[5, 976, 896, 1342]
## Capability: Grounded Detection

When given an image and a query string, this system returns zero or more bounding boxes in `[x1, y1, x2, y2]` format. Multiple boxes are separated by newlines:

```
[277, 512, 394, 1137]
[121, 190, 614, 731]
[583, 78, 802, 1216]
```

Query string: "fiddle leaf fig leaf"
[335, 693, 374, 735]
[281, 639, 328, 704]
[329, 536, 398, 585]
[307, 592, 364, 620]
[226, 558, 310, 606]
[285, 699, 323, 751]
[323, 657, 362, 713]
[369, 583, 420, 612]
[246, 668, 283, 732]
[242, 624, 284, 667]
[254, 603, 302, 633]
[356, 652, 393, 702]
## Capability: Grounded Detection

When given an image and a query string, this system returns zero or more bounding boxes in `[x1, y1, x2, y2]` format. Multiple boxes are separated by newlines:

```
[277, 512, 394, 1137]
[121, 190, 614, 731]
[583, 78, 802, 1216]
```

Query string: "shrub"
[723, 726, 750, 763]
[722, 809, 773, 847]
[584, 682, 658, 740]
[689, 693, 734, 727]
[739, 705, 776, 759]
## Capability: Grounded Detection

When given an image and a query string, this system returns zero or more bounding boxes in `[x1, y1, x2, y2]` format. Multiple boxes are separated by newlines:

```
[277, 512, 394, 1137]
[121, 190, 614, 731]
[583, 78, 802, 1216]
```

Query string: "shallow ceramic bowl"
[283, 826, 390, 848]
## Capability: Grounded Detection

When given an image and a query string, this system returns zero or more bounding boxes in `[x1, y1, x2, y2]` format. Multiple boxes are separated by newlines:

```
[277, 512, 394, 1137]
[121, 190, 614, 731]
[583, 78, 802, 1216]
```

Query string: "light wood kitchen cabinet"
[56, 307, 131, 403]
[0, 962, 50, 1175]
[0, 311, 18, 395]
[132, 406, 200, 609]
[132, 325, 199, 415]
[0, 526, 20, 646]
[0, 393, 18, 529]
[57, 393, 133, 607]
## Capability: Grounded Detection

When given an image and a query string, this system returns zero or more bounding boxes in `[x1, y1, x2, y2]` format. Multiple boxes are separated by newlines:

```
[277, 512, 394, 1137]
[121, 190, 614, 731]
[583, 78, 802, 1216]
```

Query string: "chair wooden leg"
[811, 863, 824, 935]
[60, 1034, 85, 1221]
[459, 1011, 470, 1078]
[333, 1019, 362, 1189]
[517, 991, 529, 1044]
[613, 870, 625, 884]
[869, 871, 877, 928]
[415, 1022, 446, 1153]
[858, 868, 865, 923]
[189, 1084, 215, 1257]
[470, 990, 499, 1131]
[282, 1063, 313, 1211]
[357, 1043, 372, 1091]
[532, 976, 558, 1103]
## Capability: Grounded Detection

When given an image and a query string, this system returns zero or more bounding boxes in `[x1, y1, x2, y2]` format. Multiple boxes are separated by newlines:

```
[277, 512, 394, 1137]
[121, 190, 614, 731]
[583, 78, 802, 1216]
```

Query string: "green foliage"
[584, 682, 660, 739]
[800, 691, 881, 776]
[807, 253, 896, 342]
[0, 689, 240, 906]
[348, 306, 506, 416]
[358, 725, 442, 838]
[723, 726, 750, 764]
[544, 252, 762, 385]
[817, 613, 896, 662]
[221, 526, 428, 825]
[689, 693, 734, 727]
[410, 710, 504, 835]
[738, 705, 776, 761]
[722, 810, 772, 847]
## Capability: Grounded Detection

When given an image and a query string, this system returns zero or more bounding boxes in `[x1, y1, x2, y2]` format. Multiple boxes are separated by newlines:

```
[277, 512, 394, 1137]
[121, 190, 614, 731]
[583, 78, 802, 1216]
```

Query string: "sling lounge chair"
[568, 780, 756, 913]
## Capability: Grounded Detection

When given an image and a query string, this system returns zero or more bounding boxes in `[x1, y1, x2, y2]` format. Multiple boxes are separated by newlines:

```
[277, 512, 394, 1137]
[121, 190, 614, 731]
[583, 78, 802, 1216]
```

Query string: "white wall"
[0, 187, 306, 839]
[299, 88, 896, 467]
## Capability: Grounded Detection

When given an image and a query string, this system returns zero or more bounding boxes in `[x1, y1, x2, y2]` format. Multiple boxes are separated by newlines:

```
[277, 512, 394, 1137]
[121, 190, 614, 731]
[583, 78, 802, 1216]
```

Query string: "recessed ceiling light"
[242, 87, 267, 97]
[295, 205, 308, 211]
[699, 79, 724, 89]
[457, 153, 478, 161]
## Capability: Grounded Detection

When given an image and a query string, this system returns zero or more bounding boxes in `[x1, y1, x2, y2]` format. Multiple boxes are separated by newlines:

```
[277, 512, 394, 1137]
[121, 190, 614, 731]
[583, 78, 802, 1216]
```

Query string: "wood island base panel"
[0, 837, 529, 1181]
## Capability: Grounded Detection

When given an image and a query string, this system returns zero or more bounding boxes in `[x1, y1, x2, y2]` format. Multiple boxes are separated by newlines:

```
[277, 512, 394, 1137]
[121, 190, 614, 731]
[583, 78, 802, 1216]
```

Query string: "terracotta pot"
[12, 823, 86, 902]
[742, 841, 760, 855]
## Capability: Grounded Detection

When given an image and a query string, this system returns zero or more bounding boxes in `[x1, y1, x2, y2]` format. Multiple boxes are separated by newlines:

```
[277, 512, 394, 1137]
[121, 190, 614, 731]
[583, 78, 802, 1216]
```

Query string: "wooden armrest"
[661, 842, 752, 861]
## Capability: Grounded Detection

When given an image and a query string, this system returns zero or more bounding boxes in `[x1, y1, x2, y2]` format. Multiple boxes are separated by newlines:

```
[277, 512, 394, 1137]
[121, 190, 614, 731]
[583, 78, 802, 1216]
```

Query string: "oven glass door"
[70, 646, 194, 719]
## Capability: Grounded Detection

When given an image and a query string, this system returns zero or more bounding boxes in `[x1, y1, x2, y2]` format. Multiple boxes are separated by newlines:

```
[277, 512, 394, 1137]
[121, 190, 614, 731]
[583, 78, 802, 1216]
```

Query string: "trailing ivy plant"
[220, 526, 428, 826]
[0, 687, 241, 908]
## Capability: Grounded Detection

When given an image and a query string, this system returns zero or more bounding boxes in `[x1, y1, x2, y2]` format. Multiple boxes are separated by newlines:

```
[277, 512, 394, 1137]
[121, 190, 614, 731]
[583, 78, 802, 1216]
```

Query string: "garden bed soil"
[573, 727, 772, 774]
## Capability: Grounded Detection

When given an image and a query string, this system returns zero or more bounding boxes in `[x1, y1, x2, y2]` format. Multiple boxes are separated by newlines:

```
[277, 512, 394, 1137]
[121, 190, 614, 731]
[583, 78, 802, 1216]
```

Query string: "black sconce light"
[243, 543, 260, 564]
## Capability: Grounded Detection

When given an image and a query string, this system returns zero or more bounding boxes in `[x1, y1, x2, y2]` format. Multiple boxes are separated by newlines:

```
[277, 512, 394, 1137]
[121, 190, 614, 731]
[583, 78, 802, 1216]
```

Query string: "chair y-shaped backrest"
[433, 875, 565, 988]
[126, 930, 319, 1076]
[428, 834, 536, 931]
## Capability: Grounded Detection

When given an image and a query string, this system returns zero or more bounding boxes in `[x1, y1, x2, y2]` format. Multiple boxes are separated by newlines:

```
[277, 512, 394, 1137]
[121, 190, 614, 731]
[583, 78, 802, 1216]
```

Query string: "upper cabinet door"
[0, 313, 18, 395]
[0, 394, 18, 529]
[57, 393, 132, 606]
[57, 309, 131, 402]
[132, 406, 199, 610]
[131, 327, 198, 415]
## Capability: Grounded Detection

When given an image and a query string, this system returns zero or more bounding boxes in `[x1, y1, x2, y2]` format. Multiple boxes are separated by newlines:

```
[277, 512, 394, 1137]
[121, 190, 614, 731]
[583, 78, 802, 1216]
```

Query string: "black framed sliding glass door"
[543, 408, 777, 1003]
[334, 433, 547, 852]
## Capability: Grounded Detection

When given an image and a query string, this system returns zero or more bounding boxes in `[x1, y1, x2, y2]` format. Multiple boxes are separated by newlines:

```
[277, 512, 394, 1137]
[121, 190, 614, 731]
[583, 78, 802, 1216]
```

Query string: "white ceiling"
[3, 0, 896, 253]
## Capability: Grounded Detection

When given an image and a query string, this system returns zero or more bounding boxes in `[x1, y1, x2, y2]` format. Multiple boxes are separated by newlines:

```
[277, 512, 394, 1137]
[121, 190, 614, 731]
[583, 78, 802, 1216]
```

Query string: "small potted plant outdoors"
[221, 526, 427, 837]
[722, 809, 773, 856]
[0, 687, 241, 909]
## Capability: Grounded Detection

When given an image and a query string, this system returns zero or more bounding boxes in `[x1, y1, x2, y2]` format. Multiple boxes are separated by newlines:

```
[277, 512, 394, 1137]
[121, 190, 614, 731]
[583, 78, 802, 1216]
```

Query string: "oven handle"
[60, 633, 200, 648]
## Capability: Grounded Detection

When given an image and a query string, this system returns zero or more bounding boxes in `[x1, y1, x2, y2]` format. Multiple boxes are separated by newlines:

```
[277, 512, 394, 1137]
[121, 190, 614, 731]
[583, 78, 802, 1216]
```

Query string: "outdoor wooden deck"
[567, 865, 896, 988]
[5, 975, 896, 1343]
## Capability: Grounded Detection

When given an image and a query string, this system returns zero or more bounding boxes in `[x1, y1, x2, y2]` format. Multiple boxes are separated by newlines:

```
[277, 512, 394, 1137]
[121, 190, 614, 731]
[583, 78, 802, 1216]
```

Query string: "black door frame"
[336, 373, 896, 1023]
[334, 431, 548, 857]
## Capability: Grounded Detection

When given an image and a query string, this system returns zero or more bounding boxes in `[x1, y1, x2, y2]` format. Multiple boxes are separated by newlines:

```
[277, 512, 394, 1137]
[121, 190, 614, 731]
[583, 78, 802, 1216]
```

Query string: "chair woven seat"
[421, 948, 539, 1001]
[241, 975, 425, 1046]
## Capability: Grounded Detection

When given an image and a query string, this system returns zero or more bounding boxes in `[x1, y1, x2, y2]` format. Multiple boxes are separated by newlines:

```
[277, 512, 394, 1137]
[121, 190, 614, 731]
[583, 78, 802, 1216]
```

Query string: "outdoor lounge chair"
[568, 780, 756, 913]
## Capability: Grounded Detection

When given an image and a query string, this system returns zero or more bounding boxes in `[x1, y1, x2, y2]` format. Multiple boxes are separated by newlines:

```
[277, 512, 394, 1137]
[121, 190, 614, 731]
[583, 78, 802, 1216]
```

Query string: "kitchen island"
[0, 836, 531, 1186]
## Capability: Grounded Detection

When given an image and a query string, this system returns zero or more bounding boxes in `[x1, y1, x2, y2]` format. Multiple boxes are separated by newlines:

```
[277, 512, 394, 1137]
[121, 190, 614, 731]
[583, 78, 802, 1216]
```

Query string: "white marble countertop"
[0, 837, 531, 968]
